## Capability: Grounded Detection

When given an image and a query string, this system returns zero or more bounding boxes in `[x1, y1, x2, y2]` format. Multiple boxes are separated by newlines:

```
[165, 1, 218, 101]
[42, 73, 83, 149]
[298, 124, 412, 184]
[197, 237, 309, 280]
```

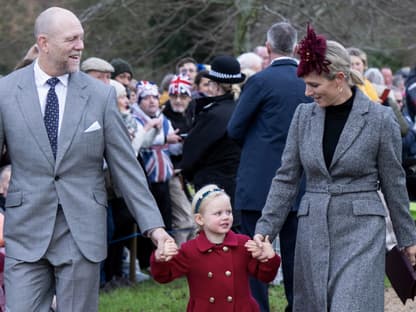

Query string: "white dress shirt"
[34, 60, 69, 135]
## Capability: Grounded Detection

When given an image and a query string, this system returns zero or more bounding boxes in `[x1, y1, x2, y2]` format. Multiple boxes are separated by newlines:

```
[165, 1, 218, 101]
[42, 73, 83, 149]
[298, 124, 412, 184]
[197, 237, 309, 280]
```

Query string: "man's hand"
[150, 228, 177, 261]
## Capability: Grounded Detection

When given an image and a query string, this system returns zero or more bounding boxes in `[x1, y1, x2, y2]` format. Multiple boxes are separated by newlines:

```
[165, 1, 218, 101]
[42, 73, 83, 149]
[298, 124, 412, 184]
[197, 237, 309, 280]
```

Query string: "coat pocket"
[297, 199, 310, 217]
[93, 190, 107, 207]
[352, 199, 387, 217]
[5, 191, 23, 208]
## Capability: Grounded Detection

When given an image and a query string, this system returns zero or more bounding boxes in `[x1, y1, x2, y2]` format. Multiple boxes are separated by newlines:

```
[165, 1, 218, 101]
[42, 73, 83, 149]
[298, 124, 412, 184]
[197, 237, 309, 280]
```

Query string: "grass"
[99, 278, 287, 312]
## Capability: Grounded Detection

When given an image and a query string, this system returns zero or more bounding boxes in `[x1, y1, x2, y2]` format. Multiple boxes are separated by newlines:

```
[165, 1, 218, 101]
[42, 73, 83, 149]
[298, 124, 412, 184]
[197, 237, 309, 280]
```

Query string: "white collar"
[270, 56, 299, 65]
[34, 59, 69, 88]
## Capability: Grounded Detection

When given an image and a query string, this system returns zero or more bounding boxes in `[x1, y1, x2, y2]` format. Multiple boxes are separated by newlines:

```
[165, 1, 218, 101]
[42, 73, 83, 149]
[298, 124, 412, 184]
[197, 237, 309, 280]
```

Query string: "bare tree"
[1, 0, 415, 80]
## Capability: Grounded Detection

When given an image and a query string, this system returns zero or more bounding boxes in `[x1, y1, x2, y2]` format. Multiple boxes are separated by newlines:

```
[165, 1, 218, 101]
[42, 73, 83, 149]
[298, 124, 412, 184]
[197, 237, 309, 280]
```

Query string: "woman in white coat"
[254, 25, 416, 311]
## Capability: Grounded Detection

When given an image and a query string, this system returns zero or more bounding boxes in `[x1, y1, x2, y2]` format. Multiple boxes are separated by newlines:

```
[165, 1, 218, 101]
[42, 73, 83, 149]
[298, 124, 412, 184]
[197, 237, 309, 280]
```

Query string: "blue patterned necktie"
[44, 77, 60, 158]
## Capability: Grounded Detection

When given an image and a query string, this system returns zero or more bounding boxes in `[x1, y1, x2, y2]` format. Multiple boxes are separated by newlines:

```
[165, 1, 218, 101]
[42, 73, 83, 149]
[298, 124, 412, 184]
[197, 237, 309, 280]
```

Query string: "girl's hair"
[323, 41, 364, 86]
[191, 184, 228, 214]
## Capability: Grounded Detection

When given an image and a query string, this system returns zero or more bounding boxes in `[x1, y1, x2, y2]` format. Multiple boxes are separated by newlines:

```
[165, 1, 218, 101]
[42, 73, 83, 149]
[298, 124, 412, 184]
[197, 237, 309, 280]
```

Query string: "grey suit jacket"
[0, 64, 164, 262]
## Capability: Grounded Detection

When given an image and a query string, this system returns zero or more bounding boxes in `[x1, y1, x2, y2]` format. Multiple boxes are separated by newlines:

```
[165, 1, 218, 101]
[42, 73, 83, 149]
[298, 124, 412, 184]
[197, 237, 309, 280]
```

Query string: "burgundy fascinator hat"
[297, 24, 331, 77]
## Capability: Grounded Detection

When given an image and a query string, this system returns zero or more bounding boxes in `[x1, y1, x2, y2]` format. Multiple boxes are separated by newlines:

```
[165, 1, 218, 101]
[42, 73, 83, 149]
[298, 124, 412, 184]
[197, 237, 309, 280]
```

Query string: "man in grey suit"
[0, 7, 173, 311]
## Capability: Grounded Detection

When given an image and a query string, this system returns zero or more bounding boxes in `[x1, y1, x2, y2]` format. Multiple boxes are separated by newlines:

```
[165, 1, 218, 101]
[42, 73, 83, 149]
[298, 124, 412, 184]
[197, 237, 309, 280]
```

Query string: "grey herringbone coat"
[256, 90, 416, 312]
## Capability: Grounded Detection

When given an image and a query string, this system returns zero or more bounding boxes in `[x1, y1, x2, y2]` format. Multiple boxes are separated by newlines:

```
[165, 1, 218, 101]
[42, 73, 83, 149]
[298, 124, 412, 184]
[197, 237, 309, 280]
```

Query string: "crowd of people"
[0, 5, 416, 312]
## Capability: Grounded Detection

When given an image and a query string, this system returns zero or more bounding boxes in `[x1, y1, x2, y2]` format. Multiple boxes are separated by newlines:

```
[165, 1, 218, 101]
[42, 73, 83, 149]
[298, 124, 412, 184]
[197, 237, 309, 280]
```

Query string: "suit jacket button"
[209, 297, 215, 303]
[222, 246, 229, 252]
[54, 176, 60, 181]
[225, 270, 231, 277]
[227, 296, 233, 302]
[208, 272, 213, 278]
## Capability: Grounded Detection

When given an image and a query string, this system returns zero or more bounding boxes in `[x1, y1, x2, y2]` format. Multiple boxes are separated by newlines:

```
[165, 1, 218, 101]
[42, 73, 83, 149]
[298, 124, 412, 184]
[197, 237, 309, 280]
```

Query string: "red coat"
[150, 231, 280, 312]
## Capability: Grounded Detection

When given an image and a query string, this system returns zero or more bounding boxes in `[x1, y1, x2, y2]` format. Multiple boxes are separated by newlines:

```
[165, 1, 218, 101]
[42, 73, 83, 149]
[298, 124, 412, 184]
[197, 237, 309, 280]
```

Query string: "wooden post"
[129, 224, 137, 283]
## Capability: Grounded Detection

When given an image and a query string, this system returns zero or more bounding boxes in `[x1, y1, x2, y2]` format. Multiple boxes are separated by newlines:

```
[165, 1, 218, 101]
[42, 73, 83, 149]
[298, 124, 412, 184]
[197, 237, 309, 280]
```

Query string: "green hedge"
[411, 202, 416, 220]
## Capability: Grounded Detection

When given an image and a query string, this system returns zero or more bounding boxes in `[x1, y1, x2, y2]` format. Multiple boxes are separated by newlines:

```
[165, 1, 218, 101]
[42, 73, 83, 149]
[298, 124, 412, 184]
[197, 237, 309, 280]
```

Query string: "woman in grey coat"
[253, 25, 416, 311]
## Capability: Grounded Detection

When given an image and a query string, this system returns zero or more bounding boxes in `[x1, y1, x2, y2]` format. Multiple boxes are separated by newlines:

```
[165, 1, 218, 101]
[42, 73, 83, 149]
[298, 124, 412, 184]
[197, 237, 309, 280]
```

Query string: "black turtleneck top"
[323, 88, 355, 169]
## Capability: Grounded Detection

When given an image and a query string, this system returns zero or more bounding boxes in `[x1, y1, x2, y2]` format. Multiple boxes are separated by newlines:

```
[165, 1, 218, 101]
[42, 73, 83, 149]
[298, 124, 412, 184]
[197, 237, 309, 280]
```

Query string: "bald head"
[34, 7, 80, 38]
[35, 7, 84, 76]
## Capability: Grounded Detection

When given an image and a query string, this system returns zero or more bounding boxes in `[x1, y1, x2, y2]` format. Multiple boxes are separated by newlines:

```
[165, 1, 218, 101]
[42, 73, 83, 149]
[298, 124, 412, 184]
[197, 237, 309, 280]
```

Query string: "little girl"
[150, 184, 280, 311]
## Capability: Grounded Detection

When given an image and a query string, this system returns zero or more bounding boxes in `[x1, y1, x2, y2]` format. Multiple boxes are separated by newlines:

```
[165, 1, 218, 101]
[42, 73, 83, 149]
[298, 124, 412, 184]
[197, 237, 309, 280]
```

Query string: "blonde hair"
[347, 47, 368, 68]
[323, 41, 364, 86]
[191, 184, 229, 214]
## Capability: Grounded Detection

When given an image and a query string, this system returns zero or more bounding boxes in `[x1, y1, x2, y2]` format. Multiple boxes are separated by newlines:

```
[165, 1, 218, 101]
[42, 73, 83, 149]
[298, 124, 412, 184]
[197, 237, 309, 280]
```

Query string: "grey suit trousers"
[5, 207, 100, 312]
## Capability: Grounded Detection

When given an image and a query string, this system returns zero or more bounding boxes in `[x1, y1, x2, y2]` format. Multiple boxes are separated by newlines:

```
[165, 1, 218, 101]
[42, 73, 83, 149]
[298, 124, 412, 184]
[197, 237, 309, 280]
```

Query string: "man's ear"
[265, 41, 272, 56]
[37, 35, 48, 54]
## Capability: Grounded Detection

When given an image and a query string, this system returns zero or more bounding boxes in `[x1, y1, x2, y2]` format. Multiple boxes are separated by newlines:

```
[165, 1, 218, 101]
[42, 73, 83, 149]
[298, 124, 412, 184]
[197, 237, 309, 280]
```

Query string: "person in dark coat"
[227, 22, 311, 312]
[163, 74, 196, 244]
[181, 55, 244, 228]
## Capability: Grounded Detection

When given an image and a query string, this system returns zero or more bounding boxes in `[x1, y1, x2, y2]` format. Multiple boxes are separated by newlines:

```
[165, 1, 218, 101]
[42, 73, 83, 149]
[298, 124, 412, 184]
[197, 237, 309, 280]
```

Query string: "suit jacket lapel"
[15, 64, 55, 167]
[329, 90, 369, 170]
[310, 104, 330, 177]
[55, 72, 89, 168]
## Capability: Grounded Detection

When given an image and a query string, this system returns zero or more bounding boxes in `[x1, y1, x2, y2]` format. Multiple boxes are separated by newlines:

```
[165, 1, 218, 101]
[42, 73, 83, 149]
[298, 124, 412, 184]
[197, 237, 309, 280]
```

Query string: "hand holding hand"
[246, 234, 275, 262]
[150, 228, 178, 261]
[155, 238, 178, 262]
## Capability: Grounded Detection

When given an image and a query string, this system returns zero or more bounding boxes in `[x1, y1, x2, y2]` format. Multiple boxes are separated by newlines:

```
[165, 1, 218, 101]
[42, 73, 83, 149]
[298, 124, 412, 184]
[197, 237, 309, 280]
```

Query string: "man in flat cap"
[81, 57, 114, 84]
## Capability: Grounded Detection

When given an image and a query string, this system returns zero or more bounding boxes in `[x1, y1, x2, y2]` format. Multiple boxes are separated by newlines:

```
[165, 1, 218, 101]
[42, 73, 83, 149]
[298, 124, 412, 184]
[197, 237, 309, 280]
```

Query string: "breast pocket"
[82, 127, 104, 158]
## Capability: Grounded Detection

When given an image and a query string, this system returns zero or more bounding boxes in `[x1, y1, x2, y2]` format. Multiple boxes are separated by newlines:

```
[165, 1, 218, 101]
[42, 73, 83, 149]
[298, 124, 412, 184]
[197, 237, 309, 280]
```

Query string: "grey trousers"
[169, 176, 195, 245]
[5, 207, 100, 312]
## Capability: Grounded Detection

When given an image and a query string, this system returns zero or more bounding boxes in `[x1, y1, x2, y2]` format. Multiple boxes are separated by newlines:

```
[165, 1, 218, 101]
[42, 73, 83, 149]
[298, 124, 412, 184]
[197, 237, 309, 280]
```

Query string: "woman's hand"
[404, 244, 416, 266]
[166, 129, 182, 144]
[144, 118, 162, 131]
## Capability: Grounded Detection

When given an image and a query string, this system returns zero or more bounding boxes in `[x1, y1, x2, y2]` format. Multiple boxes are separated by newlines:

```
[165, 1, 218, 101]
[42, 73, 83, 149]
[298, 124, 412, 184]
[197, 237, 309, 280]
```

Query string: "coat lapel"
[329, 90, 369, 169]
[55, 72, 89, 168]
[309, 104, 330, 177]
[15, 64, 55, 167]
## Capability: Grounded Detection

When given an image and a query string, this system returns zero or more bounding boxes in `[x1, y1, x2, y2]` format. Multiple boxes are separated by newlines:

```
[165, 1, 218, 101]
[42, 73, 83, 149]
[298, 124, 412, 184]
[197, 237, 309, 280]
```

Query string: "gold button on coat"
[209, 297, 215, 303]
[225, 270, 231, 277]
[222, 246, 229, 252]
[208, 272, 213, 278]
[227, 296, 233, 302]
[208, 249, 213, 253]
